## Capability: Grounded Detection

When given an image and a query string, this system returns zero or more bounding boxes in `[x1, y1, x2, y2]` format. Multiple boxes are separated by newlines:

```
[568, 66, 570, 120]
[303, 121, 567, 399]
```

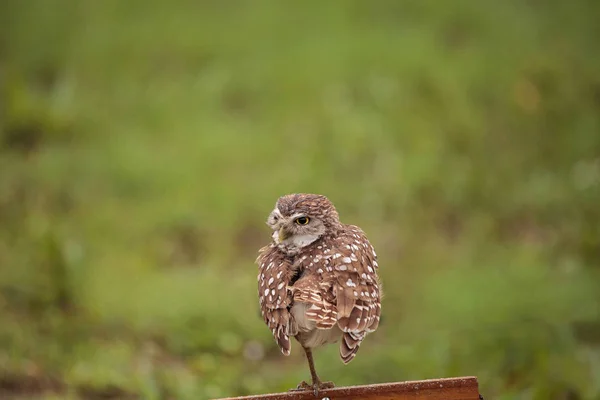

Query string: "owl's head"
[266, 193, 340, 252]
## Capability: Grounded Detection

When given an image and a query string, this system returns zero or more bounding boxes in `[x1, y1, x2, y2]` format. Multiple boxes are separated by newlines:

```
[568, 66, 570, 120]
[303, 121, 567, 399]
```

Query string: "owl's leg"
[289, 346, 335, 397]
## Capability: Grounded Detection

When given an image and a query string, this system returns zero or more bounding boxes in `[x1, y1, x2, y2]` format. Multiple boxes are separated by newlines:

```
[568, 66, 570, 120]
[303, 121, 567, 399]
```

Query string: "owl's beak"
[278, 228, 292, 242]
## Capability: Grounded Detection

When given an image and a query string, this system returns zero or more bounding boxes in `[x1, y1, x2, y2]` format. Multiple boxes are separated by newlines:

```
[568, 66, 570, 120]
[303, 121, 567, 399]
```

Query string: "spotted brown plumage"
[256, 193, 382, 395]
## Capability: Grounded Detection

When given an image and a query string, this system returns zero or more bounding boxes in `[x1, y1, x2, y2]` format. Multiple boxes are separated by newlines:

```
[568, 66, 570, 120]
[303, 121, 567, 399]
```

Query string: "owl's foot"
[289, 381, 311, 391]
[289, 380, 335, 397]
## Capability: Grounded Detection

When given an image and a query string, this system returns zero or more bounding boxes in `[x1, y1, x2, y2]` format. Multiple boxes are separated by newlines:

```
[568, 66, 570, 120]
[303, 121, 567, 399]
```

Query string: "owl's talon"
[289, 381, 311, 392]
[319, 381, 335, 390]
[290, 380, 335, 397]
[314, 381, 335, 396]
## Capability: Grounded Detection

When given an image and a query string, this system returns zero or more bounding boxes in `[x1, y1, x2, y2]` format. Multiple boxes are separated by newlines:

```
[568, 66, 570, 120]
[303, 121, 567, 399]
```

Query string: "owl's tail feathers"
[339, 331, 365, 364]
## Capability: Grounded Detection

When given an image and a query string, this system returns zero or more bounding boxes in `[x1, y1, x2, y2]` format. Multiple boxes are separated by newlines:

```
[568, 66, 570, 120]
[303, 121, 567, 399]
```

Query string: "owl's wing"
[293, 225, 382, 364]
[256, 245, 296, 356]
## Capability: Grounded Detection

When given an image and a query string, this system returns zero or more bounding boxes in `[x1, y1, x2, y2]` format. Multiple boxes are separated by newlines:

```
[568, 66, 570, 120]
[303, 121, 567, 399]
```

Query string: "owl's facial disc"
[266, 208, 283, 228]
[268, 209, 325, 250]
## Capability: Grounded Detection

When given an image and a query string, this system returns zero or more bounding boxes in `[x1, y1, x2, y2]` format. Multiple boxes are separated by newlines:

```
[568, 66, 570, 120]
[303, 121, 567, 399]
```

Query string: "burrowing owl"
[256, 193, 381, 395]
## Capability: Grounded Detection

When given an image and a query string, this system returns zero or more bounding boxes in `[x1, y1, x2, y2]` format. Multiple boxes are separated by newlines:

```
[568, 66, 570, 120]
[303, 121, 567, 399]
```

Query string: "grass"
[1, 0, 600, 399]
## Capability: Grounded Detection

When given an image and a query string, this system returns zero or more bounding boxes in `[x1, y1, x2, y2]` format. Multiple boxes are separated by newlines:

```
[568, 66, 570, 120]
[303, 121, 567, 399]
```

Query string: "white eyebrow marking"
[290, 212, 308, 219]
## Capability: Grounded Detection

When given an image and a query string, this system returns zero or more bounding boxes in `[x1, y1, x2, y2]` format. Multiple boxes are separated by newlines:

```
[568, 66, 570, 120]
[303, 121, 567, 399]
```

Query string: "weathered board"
[216, 376, 481, 400]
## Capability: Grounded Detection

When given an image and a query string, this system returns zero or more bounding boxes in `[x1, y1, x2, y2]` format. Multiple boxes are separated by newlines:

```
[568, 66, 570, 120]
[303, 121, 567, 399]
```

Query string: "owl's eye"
[295, 216, 310, 225]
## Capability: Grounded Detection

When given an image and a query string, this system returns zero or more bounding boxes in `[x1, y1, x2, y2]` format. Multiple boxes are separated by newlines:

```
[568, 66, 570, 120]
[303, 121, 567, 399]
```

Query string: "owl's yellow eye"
[295, 216, 310, 225]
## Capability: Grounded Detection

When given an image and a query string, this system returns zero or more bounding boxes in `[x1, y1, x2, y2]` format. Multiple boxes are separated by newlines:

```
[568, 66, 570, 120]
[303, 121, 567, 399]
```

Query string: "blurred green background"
[1, 1, 600, 399]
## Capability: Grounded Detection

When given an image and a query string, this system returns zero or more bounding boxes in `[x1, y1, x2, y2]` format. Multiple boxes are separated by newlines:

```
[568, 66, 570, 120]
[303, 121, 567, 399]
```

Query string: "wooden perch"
[216, 376, 481, 400]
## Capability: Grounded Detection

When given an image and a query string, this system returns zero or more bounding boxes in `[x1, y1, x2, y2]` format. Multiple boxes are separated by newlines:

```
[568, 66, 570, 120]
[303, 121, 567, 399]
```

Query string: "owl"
[256, 193, 382, 396]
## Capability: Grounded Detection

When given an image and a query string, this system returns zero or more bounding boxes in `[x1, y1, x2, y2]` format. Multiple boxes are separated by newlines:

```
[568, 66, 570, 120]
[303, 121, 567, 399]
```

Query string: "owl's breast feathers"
[256, 224, 381, 363]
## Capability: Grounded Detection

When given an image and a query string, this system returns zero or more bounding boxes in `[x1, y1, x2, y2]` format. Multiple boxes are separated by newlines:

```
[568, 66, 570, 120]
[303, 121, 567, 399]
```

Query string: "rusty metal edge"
[215, 375, 479, 400]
